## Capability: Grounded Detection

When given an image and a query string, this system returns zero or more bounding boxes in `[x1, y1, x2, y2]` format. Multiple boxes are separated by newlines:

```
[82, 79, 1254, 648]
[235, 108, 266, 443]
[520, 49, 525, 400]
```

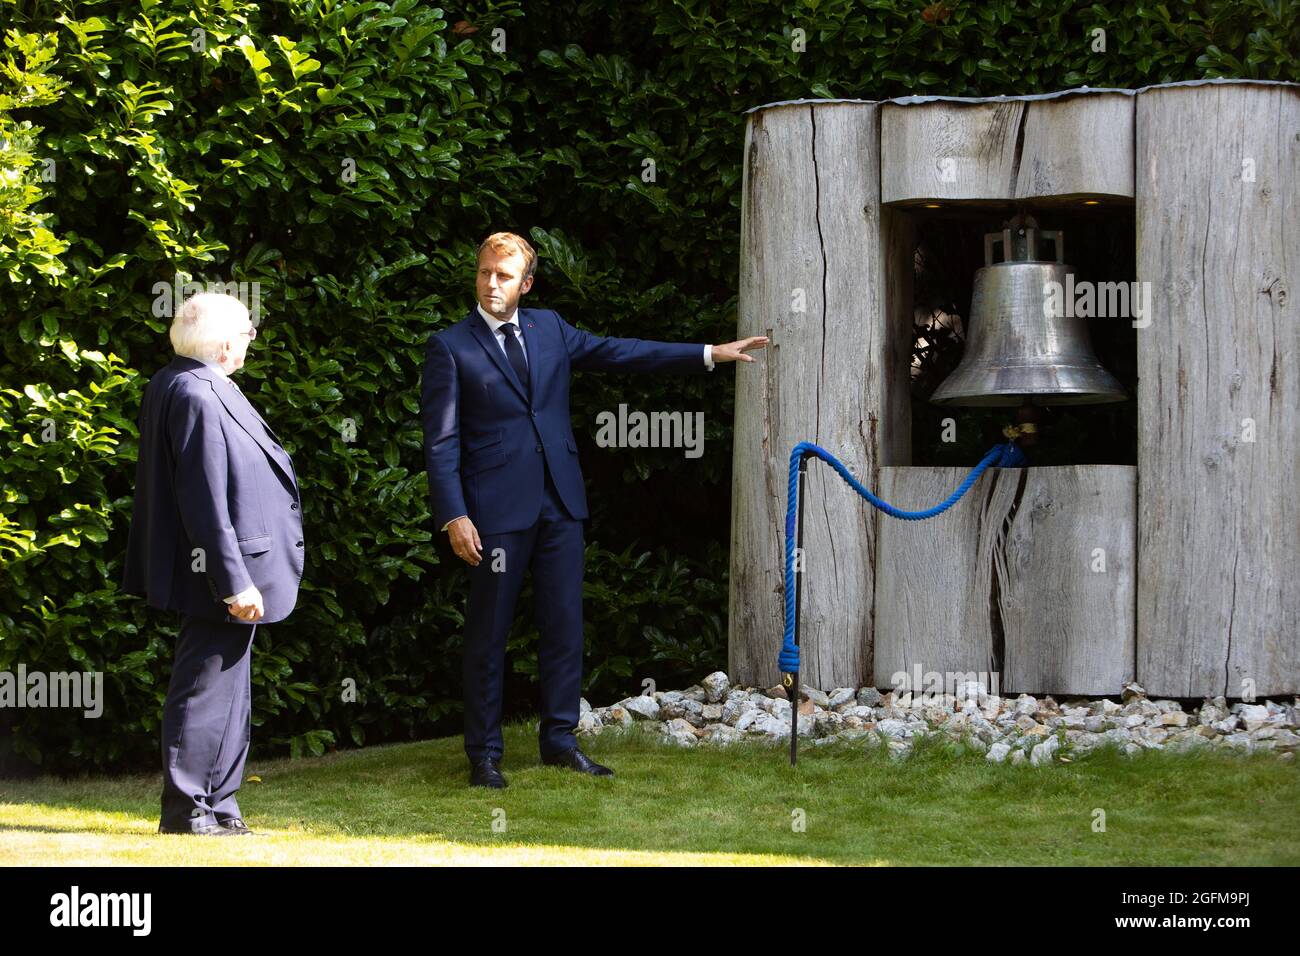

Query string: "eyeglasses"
[240, 326, 257, 340]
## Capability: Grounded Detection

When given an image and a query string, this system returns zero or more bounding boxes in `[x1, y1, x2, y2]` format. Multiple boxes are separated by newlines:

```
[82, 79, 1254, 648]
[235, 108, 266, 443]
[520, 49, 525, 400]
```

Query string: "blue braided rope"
[779, 440, 1027, 675]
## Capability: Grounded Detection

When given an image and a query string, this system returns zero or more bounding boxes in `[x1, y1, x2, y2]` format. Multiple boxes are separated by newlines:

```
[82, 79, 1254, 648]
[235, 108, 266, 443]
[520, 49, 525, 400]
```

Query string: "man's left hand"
[711, 336, 770, 363]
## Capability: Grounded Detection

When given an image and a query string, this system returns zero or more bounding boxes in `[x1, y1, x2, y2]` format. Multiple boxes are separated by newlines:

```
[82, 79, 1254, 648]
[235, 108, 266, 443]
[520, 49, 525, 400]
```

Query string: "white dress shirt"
[195, 357, 259, 607]
[477, 303, 529, 365]
[440, 306, 714, 532]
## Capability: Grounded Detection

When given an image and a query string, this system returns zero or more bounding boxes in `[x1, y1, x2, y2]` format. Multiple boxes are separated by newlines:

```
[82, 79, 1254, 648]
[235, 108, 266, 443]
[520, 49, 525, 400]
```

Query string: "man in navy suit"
[421, 232, 766, 788]
[124, 292, 303, 834]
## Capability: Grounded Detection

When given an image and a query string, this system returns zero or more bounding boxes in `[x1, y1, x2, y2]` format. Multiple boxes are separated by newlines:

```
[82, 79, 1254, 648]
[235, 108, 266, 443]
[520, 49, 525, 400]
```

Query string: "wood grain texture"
[1000, 466, 1137, 693]
[873, 467, 1001, 685]
[874, 465, 1136, 695]
[881, 93, 1134, 203]
[1136, 82, 1300, 697]
[729, 101, 909, 690]
[1014, 93, 1134, 199]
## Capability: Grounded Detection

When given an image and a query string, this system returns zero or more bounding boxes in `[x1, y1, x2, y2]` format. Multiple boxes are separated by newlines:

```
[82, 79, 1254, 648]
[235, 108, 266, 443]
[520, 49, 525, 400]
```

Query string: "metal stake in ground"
[789, 453, 808, 766]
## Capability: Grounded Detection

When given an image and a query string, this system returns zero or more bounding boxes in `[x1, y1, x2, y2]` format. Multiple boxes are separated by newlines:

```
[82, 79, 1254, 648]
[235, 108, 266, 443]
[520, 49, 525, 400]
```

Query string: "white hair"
[169, 292, 249, 362]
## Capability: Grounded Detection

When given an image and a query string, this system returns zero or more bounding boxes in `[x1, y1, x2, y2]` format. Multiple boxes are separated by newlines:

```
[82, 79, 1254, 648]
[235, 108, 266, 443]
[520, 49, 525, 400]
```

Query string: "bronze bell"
[931, 215, 1127, 406]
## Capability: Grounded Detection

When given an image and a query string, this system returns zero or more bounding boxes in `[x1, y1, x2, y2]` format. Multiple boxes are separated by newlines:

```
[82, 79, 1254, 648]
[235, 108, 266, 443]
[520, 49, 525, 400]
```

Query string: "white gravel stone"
[828, 687, 857, 709]
[1014, 695, 1038, 717]
[700, 723, 743, 746]
[621, 695, 660, 721]
[839, 705, 875, 720]
[660, 697, 705, 727]
[814, 711, 845, 738]
[800, 687, 830, 708]
[1237, 704, 1271, 731]
[876, 719, 910, 739]
[1199, 696, 1230, 724]
[663, 717, 698, 747]
[700, 671, 730, 703]
[1121, 681, 1146, 702]
[986, 742, 1012, 763]
[857, 687, 884, 707]
[721, 697, 753, 725]
[1030, 736, 1060, 766]
[681, 685, 708, 703]
[753, 713, 790, 738]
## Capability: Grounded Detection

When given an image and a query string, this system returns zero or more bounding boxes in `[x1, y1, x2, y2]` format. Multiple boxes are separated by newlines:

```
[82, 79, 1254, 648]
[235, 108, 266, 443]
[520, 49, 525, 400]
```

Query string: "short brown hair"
[477, 231, 537, 280]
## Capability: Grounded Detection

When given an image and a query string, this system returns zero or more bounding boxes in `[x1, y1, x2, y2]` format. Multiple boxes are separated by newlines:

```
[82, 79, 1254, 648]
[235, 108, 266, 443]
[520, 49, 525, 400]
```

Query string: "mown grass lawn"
[4, 723, 1298, 866]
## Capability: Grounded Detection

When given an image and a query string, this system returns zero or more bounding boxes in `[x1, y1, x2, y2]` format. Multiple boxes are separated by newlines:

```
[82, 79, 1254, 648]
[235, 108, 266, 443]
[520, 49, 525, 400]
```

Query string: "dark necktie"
[500, 323, 530, 397]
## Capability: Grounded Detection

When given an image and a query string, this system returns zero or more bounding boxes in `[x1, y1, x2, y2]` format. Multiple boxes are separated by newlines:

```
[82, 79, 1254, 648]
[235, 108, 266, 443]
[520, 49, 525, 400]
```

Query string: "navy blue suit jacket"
[123, 356, 304, 623]
[421, 306, 709, 536]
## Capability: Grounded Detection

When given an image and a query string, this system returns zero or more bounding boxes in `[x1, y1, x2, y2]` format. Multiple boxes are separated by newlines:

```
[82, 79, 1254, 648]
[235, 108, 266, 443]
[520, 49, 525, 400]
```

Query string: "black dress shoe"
[157, 821, 239, 836]
[469, 757, 508, 789]
[218, 817, 254, 835]
[541, 747, 614, 776]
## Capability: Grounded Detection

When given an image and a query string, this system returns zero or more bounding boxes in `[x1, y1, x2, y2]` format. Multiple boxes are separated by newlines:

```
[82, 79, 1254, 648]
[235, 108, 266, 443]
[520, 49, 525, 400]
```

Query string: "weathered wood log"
[729, 101, 909, 691]
[881, 92, 1134, 204]
[874, 465, 1136, 695]
[1135, 82, 1300, 697]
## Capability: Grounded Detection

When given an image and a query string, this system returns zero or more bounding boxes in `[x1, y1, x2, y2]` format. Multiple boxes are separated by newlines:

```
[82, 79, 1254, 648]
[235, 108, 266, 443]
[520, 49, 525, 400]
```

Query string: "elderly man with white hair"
[124, 291, 304, 836]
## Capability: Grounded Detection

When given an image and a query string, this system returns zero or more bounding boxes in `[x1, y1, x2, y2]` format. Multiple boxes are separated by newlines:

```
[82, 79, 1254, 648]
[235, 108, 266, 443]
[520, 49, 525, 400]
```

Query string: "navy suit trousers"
[463, 466, 585, 763]
[159, 615, 255, 830]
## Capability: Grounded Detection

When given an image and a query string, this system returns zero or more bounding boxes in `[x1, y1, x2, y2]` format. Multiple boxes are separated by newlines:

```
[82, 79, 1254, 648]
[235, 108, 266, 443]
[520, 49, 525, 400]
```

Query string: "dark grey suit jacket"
[123, 356, 304, 623]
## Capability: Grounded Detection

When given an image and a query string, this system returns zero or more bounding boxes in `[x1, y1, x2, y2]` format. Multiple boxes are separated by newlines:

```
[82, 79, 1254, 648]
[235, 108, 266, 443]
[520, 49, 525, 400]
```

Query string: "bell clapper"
[1002, 398, 1042, 450]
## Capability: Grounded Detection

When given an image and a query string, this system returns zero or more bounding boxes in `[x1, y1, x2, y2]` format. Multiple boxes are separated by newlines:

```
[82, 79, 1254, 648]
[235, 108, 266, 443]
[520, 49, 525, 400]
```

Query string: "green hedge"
[1, 0, 1293, 773]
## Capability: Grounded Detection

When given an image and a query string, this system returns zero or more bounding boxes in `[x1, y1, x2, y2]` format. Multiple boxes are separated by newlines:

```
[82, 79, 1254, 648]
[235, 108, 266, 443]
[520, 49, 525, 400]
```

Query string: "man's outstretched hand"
[712, 336, 769, 363]
[448, 515, 483, 566]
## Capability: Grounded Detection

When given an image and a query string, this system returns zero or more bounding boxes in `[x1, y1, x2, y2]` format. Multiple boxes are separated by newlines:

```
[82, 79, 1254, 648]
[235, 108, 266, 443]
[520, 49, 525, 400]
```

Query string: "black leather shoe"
[157, 821, 238, 836]
[218, 817, 254, 835]
[469, 757, 508, 789]
[541, 747, 614, 776]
